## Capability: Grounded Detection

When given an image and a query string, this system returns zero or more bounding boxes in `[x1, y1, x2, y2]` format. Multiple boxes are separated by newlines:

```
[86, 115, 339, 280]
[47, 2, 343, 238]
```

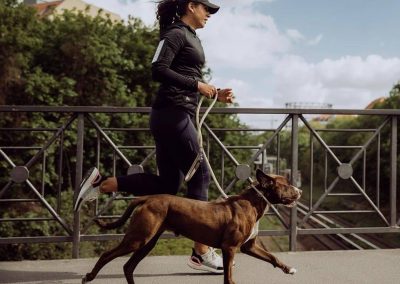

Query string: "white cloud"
[273, 55, 400, 109]
[112, 0, 277, 25]
[199, 5, 290, 69]
[286, 29, 305, 41]
[286, 29, 323, 46]
[216, 0, 276, 9]
[84, 0, 400, 126]
[318, 55, 400, 90]
[86, 0, 156, 25]
[307, 34, 323, 46]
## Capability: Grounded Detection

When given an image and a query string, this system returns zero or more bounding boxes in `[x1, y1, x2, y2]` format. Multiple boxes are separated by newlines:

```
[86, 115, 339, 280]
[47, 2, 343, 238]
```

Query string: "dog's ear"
[256, 169, 275, 188]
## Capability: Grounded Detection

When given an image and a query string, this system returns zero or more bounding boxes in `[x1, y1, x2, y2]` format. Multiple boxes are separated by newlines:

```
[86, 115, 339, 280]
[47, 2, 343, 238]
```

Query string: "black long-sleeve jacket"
[151, 21, 205, 114]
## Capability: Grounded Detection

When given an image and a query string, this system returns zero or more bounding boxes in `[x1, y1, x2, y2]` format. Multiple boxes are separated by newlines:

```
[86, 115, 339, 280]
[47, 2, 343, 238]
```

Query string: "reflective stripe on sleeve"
[152, 39, 165, 63]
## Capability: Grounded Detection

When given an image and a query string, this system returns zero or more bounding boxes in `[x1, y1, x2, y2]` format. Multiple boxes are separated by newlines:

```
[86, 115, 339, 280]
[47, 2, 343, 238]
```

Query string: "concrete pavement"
[0, 249, 399, 284]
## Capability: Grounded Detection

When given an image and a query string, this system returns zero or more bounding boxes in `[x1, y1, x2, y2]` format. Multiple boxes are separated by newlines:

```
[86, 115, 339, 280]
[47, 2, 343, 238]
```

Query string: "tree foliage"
[0, 0, 161, 194]
[308, 82, 400, 207]
[0, 0, 249, 260]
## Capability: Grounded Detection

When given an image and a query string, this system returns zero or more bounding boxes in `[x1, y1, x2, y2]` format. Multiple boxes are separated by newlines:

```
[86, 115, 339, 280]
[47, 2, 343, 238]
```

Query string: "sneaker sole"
[74, 168, 99, 211]
[74, 198, 85, 212]
[187, 259, 224, 274]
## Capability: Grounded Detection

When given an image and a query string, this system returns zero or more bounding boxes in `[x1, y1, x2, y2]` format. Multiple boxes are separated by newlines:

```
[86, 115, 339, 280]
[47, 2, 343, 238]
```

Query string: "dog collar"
[250, 184, 269, 204]
[250, 184, 270, 216]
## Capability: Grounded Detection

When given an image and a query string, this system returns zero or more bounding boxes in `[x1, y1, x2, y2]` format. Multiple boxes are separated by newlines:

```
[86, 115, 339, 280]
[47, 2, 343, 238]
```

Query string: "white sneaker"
[74, 167, 102, 211]
[187, 248, 224, 274]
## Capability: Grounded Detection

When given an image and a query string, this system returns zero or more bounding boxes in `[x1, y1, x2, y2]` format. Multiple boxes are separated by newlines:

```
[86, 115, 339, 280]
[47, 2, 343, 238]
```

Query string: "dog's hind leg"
[240, 238, 296, 275]
[123, 231, 163, 284]
[82, 240, 135, 283]
[83, 208, 164, 283]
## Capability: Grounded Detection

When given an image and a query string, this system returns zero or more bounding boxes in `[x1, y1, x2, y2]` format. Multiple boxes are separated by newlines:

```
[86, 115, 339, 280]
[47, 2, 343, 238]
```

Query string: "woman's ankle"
[99, 177, 118, 193]
[194, 242, 209, 255]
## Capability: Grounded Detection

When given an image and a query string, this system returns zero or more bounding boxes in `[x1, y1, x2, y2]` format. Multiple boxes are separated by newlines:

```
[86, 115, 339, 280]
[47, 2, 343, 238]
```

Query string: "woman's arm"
[151, 29, 198, 91]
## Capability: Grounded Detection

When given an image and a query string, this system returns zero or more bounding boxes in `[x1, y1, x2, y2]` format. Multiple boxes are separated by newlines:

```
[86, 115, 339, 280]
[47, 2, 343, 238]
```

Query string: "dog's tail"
[95, 197, 146, 230]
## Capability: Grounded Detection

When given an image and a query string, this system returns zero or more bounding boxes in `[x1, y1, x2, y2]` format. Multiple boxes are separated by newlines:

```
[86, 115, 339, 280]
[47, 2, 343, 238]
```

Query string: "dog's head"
[255, 169, 302, 207]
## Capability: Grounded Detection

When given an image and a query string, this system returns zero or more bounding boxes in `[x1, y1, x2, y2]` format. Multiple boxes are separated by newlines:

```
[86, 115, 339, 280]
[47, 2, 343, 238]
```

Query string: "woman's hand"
[198, 81, 218, 98]
[217, 88, 234, 103]
[198, 82, 234, 103]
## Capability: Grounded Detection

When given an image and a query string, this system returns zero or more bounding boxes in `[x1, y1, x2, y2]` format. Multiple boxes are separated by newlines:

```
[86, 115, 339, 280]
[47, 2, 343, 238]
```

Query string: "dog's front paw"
[282, 266, 297, 274]
[82, 274, 92, 283]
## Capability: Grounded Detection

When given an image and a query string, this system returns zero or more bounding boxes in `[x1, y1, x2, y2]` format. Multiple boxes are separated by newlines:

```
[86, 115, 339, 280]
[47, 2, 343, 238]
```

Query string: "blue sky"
[84, 0, 400, 126]
[263, 0, 399, 61]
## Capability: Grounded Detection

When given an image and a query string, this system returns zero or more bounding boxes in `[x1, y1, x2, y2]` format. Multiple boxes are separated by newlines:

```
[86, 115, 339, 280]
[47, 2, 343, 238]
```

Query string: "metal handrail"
[1, 105, 400, 115]
[0, 105, 398, 257]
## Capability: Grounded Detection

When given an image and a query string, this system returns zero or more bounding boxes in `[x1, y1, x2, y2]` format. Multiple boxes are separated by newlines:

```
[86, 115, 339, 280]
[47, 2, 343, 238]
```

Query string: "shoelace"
[85, 187, 100, 202]
[209, 248, 219, 261]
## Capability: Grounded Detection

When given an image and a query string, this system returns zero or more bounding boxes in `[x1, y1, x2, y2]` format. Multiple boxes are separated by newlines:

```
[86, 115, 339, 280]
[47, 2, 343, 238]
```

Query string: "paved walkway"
[0, 249, 399, 284]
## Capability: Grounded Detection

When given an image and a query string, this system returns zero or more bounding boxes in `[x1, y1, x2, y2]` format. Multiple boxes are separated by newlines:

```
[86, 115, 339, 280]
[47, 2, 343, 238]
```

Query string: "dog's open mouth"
[282, 192, 302, 208]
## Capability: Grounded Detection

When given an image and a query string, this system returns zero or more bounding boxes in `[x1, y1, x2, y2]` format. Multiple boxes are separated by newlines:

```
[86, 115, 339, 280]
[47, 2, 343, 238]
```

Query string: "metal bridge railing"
[0, 106, 399, 257]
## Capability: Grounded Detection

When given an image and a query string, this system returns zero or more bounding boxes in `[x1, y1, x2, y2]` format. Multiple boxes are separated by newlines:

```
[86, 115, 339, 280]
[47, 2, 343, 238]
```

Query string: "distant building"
[285, 102, 333, 109]
[285, 101, 335, 124]
[24, 0, 122, 22]
[310, 96, 387, 124]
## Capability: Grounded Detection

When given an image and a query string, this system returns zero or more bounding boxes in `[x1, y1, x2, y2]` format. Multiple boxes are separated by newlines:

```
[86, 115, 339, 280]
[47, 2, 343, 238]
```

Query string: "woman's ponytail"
[156, 0, 187, 34]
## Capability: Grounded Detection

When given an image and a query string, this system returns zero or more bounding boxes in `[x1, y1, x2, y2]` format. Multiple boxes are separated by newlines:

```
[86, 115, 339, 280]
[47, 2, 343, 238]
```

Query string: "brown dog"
[82, 169, 302, 284]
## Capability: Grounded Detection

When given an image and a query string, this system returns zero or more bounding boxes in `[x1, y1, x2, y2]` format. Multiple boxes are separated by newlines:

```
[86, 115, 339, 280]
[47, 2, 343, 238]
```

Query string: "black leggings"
[116, 106, 210, 201]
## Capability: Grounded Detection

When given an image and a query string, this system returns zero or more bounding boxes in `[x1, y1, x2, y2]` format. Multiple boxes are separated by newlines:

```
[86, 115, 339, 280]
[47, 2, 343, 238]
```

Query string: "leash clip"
[184, 153, 203, 182]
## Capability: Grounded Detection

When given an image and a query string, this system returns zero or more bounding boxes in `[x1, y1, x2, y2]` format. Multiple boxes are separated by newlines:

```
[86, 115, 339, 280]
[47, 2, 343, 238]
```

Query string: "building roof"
[29, 0, 122, 21]
[312, 114, 333, 122]
[32, 1, 63, 17]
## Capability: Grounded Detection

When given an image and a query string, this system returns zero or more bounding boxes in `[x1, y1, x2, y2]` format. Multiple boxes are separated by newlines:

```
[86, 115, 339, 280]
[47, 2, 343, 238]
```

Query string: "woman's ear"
[256, 169, 275, 188]
[187, 1, 196, 13]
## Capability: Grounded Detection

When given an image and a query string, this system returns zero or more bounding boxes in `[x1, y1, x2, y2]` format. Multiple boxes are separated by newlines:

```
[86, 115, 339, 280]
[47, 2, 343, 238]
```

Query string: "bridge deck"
[0, 249, 399, 284]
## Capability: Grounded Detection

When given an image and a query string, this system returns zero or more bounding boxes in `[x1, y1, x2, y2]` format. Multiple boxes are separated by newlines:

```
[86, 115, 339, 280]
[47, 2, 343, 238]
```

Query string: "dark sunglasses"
[200, 3, 210, 13]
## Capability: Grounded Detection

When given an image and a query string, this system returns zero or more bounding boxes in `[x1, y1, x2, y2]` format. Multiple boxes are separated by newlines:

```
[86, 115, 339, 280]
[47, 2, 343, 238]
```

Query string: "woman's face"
[190, 3, 211, 29]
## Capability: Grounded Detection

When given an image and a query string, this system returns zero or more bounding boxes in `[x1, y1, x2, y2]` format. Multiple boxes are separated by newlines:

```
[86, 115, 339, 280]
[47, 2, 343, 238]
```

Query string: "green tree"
[0, 1, 255, 260]
[0, 0, 44, 105]
[0, 2, 161, 193]
[318, 82, 400, 208]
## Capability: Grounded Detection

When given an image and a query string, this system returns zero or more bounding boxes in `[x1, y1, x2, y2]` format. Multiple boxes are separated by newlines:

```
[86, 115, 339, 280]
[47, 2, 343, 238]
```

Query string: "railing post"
[290, 114, 299, 251]
[390, 116, 397, 227]
[72, 114, 85, 258]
